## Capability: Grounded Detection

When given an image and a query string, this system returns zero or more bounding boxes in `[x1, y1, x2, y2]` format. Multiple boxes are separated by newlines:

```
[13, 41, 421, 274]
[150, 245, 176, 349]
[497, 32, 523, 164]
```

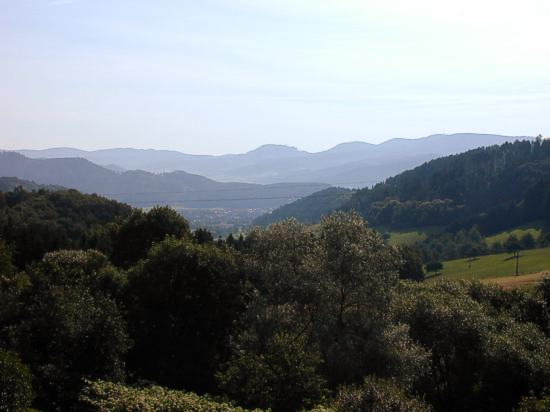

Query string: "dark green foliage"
[538, 228, 550, 247]
[0, 185, 549, 412]
[504, 234, 522, 252]
[466, 281, 550, 336]
[219, 213, 428, 411]
[124, 237, 247, 393]
[218, 333, 326, 412]
[0, 188, 132, 268]
[194, 227, 214, 244]
[398, 245, 425, 281]
[2, 250, 130, 410]
[425, 261, 443, 274]
[520, 232, 536, 249]
[517, 390, 550, 412]
[0, 239, 16, 278]
[111, 206, 191, 267]
[419, 226, 489, 262]
[0, 348, 33, 412]
[393, 281, 550, 412]
[334, 375, 432, 412]
[535, 276, 550, 311]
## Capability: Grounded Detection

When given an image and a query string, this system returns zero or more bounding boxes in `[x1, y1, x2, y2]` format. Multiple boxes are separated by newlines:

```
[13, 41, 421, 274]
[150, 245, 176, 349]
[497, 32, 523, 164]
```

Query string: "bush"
[334, 375, 431, 412]
[517, 390, 550, 412]
[218, 332, 326, 412]
[80, 380, 264, 412]
[0, 348, 33, 412]
[392, 281, 550, 411]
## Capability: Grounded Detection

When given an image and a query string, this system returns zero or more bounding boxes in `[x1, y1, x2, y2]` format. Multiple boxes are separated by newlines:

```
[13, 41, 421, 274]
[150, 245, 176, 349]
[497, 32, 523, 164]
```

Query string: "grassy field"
[428, 247, 550, 281]
[387, 226, 442, 246]
[388, 230, 428, 246]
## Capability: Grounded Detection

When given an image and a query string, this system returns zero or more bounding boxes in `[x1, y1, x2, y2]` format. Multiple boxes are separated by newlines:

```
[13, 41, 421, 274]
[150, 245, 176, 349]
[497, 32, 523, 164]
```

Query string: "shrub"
[334, 375, 431, 412]
[517, 390, 550, 412]
[218, 332, 326, 412]
[80, 380, 264, 412]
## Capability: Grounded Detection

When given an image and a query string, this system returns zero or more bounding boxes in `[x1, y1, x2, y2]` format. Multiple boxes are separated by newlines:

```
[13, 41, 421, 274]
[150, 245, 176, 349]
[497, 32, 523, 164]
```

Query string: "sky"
[1, 0, 549, 154]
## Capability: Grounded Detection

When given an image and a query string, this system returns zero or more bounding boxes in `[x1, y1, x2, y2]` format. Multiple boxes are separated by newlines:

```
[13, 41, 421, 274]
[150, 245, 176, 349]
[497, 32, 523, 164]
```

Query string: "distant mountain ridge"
[0, 152, 328, 209]
[17, 133, 531, 188]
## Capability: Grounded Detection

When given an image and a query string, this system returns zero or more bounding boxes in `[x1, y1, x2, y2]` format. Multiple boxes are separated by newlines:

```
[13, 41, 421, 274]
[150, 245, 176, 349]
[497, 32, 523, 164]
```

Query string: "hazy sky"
[1, 0, 549, 154]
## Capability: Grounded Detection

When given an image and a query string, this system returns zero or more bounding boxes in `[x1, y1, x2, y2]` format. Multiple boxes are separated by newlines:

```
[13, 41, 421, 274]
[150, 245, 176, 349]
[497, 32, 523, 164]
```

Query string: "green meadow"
[430, 247, 550, 281]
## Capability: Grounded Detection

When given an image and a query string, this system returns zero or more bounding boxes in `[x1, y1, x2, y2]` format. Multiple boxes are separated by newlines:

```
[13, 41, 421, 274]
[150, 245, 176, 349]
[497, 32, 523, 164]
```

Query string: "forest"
[1, 188, 549, 411]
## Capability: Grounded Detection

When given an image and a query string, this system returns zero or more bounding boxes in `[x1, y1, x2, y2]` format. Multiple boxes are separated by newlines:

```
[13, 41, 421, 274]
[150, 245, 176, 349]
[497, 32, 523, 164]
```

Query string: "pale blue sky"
[1, 0, 549, 154]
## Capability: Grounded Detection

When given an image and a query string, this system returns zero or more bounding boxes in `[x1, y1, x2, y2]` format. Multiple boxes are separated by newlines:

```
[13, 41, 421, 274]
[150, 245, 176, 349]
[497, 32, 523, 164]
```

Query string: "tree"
[220, 212, 407, 411]
[124, 237, 247, 393]
[520, 232, 536, 250]
[538, 228, 550, 247]
[193, 227, 214, 244]
[218, 333, 326, 412]
[0, 348, 33, 412]
[504, 234, 521, 253]
[12, 250, 130, 409]
[316, 212, 402, 385]
[392, 281, 550, 411]
[425, 261, 443, 275]
[0, 239, 16, 278]
[111, 206, 191, 267]
[398, 246, 425, 281]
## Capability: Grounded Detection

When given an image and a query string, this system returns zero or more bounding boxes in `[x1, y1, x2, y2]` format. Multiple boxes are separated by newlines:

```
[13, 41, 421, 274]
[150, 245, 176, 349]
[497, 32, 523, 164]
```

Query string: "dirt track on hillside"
[481, 271, 549, 289]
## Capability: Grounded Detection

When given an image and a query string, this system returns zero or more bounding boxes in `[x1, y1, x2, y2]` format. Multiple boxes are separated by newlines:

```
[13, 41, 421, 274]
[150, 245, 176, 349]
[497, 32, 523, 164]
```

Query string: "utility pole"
[515, 249, 519, 276]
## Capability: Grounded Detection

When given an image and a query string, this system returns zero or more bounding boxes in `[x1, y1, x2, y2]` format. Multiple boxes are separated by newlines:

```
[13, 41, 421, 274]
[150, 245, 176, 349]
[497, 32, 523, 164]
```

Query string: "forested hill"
[257, 139, 550, 234]
[350, 139, 550, 233]
[0, 188, 132, 267]
[0, 177, 64, 192]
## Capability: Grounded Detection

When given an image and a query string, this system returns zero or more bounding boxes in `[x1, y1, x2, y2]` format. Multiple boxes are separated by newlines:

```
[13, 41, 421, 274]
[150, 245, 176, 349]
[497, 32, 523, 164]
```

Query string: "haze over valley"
[2, 133, 532, 232]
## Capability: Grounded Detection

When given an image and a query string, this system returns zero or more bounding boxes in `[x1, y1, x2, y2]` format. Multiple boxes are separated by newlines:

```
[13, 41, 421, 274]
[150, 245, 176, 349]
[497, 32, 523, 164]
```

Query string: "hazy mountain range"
[17, 133, 530, 188]
[0, 152, 328, 209]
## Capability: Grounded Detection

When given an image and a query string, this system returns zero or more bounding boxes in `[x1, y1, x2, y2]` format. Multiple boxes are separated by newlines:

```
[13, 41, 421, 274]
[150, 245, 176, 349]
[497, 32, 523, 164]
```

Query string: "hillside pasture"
[428, 247, 550, 281]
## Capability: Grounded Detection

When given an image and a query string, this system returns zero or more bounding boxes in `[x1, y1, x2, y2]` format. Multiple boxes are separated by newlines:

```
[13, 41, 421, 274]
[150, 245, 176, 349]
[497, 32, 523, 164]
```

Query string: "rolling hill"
[0, 176, 64, 192]
[17, 133, 530, 188]
[0, 152, 329, 209]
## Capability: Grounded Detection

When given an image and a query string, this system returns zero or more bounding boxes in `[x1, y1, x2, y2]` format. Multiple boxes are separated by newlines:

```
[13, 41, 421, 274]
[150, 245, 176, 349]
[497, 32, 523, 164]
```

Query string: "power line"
[97, 180, 374, 197]
[98, 183, 362, 196]
[98, 182, 334, 196]
[103, 190, 353, 205]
